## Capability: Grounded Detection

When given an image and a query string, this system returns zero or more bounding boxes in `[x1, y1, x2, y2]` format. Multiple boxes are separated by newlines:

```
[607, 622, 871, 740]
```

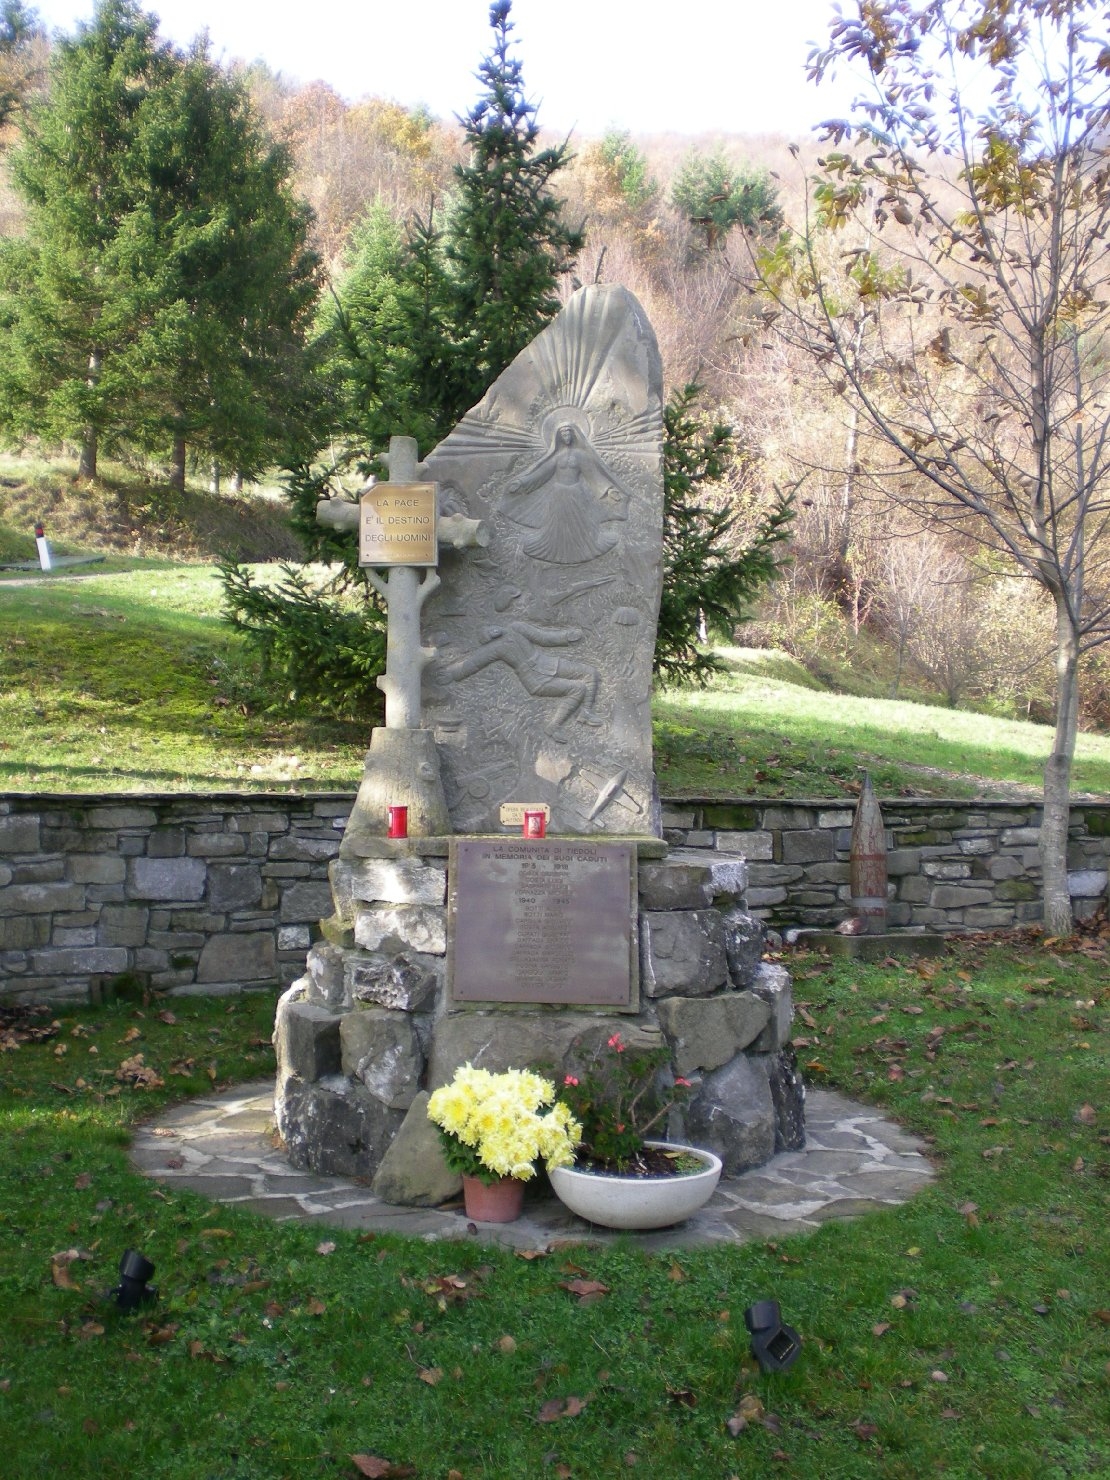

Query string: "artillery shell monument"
[273, 285, 803, 1204]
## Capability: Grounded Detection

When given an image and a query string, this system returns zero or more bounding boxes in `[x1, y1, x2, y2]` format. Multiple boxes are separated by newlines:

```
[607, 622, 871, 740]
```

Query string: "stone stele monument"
[273, 285, 803, 1206]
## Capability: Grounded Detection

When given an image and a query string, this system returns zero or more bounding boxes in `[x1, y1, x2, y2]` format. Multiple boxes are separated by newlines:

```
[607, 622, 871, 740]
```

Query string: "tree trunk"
[78, 349, 101, 479]
[77, 430, 97, 480]
[1040, 596, 1079, 935]
[209, 461, 220, 495]
[170, 435, 186, 493]
[231, 472, 243, 493]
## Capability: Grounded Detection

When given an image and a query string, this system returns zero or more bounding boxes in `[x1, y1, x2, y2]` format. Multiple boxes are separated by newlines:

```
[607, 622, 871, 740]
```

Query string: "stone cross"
[316, 434, 486, 731]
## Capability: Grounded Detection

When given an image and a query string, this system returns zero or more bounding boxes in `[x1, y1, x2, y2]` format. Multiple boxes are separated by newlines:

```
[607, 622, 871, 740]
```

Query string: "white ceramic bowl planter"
[548, 1141, 723, 1230]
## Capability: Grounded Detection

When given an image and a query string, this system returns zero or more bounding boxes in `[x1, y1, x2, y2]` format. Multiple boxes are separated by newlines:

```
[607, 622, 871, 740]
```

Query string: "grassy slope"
[0, 937, 1106, 1478]
[0, 565, 366, 790]
[656, 649, 1110, 800]
[0, 452, 301, 566]
[4, 574, 1110, 798]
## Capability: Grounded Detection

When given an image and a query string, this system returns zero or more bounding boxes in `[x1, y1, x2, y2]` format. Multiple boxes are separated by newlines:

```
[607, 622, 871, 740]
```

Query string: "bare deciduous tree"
[763, 0, 1110, 933]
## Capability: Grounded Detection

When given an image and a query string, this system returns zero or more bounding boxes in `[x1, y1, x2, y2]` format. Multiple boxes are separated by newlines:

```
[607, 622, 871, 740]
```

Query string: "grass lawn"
[655, 650, 1110, 800]
[1, 935, 1106, 1478]
[0, 565, 368, 791]
[4, 571, 1110, 800]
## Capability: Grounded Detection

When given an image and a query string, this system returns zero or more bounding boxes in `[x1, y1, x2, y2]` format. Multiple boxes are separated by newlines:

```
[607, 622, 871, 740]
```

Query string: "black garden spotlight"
[112, 1249, 157, 1310]
[744, 1299, 802, 1374]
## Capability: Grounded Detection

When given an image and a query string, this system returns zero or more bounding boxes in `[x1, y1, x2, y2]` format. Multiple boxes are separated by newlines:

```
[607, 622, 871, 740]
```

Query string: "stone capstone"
[275, 1072, 405, 1178]
[354, 904, 446, 956]
[637, 851, 747, 911]
[340, 1008, 423, 1110]
[371, 1092, 462, 1207]
[721, 908, 766, 988]
[683, 1051, 776, 1175]
[655, 992, 771, 1075]
[274, 992, 342, 1082]
[639, 909, 728, 998]
[346, 951, 440, 1012]
[330, 856, 447, 918]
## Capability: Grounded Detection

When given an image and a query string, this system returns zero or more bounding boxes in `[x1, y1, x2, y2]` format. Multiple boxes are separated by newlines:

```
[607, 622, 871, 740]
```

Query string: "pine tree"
[265, 1, 787, 702]
[0, 0, 175, 476]
[657, 386, 793, 684]
[0, 0, 321, 483]
[444, 0, 583, 402]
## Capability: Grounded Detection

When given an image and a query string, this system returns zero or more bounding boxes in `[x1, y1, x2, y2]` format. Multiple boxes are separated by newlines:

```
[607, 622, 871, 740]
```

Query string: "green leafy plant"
[426, 1064, 581, 1184]
[557, 1033, 693, 1172]
[657, 384, 794, 685]
[218, 559, 385, 721]
[671, 148, 781, 249]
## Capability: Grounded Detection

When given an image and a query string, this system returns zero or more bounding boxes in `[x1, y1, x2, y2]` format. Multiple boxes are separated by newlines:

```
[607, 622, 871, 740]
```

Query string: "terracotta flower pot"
[462, 1174, 525, 1223]
[548, 1141, 722, 1230]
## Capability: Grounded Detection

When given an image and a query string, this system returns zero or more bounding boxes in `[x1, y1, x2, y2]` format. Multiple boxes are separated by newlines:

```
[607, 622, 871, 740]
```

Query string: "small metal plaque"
[498, 802, 551, 827]
[448, 839, 636, 1007]
[359, 482, 438, 567]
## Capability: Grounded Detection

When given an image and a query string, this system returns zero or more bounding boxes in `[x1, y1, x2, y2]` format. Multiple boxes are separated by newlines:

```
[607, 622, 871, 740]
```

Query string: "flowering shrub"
[557, 1034, 692, 1171]
[426, 1065, 582, 1185]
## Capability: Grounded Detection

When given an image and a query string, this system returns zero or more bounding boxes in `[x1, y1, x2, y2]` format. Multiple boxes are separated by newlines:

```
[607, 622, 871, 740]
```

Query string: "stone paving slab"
[130, 1082, 935, 1251]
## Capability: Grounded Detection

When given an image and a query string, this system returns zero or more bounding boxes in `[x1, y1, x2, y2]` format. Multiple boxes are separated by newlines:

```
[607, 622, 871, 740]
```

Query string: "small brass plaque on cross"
[359, 482, 438, 567]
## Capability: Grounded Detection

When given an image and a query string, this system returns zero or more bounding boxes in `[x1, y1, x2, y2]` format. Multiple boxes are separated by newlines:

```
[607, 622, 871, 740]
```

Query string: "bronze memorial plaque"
[359, 482, 438, 567]
[448, 839, 636, 1007]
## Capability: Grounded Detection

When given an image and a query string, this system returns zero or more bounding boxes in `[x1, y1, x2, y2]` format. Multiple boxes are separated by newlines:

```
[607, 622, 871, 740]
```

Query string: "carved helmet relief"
[422, 285, 664, 836]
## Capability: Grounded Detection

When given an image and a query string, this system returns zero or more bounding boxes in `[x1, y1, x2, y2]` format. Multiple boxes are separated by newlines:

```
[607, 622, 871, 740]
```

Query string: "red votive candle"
[387, 804, 408, 839]
[522, 809, 546, 839]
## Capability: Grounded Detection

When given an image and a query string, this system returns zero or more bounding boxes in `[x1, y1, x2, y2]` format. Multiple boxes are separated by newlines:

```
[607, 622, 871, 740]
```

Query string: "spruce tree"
[0, 0, 321, 483]
[0, 0, 175, 476]
[657, 386, 793, 684]
[444, 0, 583, 403]
[268, 1, 788, 702]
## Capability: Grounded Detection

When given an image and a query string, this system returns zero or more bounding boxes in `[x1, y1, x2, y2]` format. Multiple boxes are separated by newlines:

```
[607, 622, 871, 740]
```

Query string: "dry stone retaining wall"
[661, 799, 1110, 931]
[0, 793, 348, 1005]
[3, 792, 1109, 1005]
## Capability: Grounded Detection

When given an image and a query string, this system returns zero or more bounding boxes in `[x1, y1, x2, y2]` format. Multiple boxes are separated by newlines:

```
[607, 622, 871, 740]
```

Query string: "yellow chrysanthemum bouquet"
[427, 1064, 582, 1184]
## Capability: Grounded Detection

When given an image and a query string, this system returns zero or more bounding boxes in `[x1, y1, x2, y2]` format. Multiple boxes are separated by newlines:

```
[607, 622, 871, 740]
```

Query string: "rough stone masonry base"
[272, 845, 804, 1206]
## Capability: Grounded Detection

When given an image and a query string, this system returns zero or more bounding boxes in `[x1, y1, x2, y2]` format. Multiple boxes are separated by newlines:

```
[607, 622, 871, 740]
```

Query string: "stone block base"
[274, 842, 803, 1202]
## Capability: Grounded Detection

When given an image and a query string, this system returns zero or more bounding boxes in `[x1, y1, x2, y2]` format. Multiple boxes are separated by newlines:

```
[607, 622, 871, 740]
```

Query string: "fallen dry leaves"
[536, 1394, 588, 1422]
[50, 1248, 92, 1290]
[115, 1053, 164, 1088]
[557, 1270, 610, 1305]
[350, 1456, 416, 1478]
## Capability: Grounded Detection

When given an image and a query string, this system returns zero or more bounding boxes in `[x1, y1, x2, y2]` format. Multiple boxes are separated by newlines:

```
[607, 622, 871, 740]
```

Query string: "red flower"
[674, 1077, 692, 1087]
[607, 1033, 625, 1052]
[564, 1075, 579, 1086]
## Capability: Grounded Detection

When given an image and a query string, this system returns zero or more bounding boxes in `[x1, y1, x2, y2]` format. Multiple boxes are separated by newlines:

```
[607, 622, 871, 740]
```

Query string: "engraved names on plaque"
[359, 482, 438, 567]
[448, 839, 635, 1007]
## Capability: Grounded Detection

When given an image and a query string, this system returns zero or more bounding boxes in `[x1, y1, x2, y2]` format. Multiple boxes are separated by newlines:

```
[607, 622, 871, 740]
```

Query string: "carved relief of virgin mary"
[501, 418, 631, 564]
